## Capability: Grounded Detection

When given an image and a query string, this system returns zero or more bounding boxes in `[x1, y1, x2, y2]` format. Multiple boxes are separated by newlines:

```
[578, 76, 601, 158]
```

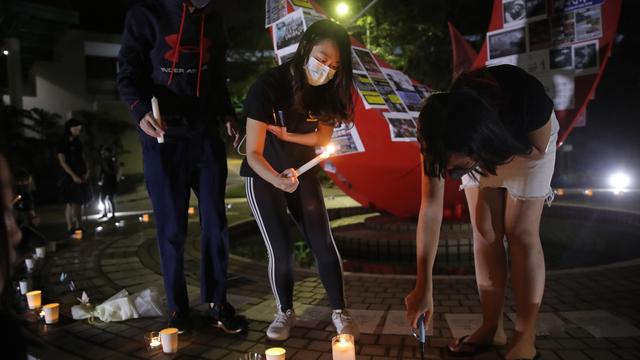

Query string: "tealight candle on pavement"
[42, 303, 60, 324]
[160, 328, 178, 354]
[331, 334, 355, 360]
[265, 347, 286, 360]
[35, 246, 46, 259]
[26, 290, 42, 310]
[25, 258, 35, 272]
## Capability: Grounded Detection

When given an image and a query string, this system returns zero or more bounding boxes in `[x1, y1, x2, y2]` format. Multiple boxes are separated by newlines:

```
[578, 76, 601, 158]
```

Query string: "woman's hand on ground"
[405, 285, 434, 330]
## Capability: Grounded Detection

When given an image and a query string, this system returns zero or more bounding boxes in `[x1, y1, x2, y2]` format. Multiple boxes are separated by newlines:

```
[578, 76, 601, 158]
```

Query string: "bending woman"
[405, 64, 558, 360]
[241, 19, 359, 341]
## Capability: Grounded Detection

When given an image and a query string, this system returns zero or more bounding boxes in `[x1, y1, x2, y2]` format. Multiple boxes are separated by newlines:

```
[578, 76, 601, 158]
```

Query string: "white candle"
[25, 258, 35, 272]
[151, 96, 164, 144]
[295, 144, 336, 176]
[160, 328, 178, 354]
[145, 332, 161, 350]
[19, 279, 29, 295]
[43, 303, 60, 324]
[35, 246, 46, 259]
[26, 290, 42, 310]
[332, 334, 355, 360]
[265, 347, 286, 360]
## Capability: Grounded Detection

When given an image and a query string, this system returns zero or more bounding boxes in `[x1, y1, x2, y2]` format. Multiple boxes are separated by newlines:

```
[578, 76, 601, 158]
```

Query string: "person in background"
[98, 146, 119, 220]
[56, 119, 90, 235]
[13, 168, 45, 250]
[0, 153, 27, 359]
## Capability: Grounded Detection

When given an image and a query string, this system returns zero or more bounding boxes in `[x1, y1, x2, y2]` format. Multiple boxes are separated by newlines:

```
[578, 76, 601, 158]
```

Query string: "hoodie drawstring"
[168, 2, 187, 86]
[196, 14, 205, 97]
[167, 3, 206, 98]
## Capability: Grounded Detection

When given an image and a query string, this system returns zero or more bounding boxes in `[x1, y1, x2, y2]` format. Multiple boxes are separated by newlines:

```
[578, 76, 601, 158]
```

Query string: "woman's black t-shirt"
[451, 64, 554, 147]
[240, 62, 321, 178]
[56, 137, 87, 176]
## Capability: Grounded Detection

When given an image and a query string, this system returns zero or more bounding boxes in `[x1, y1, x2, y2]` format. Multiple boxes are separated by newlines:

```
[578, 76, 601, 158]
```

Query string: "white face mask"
[304, 56, 336, 86]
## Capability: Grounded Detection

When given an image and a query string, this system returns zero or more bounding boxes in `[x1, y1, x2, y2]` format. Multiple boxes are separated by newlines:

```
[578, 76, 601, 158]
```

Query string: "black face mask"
[448, 163, 477, 180]
[190, 0, 210, 9]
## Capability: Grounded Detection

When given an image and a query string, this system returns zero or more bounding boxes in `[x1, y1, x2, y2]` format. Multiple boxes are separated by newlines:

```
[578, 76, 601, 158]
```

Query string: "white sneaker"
[332, 309, 360, 338]
[266, 309, 296, 341]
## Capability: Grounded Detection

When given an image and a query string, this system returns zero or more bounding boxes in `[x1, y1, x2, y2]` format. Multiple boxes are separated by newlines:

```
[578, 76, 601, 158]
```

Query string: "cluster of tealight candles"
[234, 335, 354, 360]
[20, 243, 61, 325]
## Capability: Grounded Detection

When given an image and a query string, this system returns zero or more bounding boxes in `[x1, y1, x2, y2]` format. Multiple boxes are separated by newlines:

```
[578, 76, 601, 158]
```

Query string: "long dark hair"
[64, 118, 81, 138]
[418, 71, 531, 179]
[290, 19, 354, 126]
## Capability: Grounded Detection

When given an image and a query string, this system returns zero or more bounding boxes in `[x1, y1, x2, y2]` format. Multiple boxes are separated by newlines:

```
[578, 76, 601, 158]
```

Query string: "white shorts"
[460, 112, 559, 204]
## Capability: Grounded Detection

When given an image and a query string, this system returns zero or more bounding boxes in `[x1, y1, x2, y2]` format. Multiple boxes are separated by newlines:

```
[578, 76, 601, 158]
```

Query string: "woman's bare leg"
[459, 187, 508, 345]
[503, 195, 546, 359]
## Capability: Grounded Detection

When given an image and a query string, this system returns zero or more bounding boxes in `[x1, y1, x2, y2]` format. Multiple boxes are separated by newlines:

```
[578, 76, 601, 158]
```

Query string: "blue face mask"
[190, 0, 210, 9]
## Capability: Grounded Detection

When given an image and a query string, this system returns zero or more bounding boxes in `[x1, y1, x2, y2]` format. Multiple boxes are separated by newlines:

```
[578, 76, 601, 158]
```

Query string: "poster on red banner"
[272, 9, 305, 52]
[575, 5, 602, 41]
[384, 112, 418, 142]
[352, 46, 384, 77]
[502, 0, 547, 27]
[331, 123, 365, 155]
[265, 0, 288, 28]
[353, 73, 386, 109]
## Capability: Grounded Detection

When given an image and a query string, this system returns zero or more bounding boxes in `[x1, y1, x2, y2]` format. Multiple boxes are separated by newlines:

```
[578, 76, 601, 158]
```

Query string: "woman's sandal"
[511, 351, 541, 360]
[447, 335, 493, 357]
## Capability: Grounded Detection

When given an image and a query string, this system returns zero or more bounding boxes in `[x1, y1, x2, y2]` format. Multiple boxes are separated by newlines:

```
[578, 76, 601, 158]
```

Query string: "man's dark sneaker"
[168, 310, 193, 334]
[208, 302, 247, 334]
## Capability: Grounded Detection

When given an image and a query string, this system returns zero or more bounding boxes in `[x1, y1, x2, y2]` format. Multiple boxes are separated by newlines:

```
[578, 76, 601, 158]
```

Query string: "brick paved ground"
[11, 198, 640, 360]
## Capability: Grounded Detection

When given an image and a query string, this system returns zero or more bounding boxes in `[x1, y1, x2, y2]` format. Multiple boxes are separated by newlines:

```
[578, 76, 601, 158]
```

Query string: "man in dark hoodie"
[117, 0, 245, 334]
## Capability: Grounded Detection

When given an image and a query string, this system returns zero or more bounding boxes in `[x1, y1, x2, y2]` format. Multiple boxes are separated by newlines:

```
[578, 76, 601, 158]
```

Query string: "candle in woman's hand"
[332, 334, 355, 360]
[295, 143, 337, 176]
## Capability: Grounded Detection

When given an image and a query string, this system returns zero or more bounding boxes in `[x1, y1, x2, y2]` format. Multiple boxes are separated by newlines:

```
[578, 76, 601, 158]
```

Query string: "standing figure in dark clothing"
[56, 119, 90, 235]
[13, 169, 46, 249]
[98, 146, 119, 220]
[117, 0, 244, 334]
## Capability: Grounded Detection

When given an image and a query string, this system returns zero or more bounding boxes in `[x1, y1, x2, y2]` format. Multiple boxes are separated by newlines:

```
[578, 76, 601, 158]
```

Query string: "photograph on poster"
[503, 0, 546, 26]
[384, 112, 417, 141]
[277, 47, 297, 65]
[265, 0, 288, 28]
[541, 70, 575, 110]
[372, 76, 408, 113]
[488, 27, 527, 60]
[303, 10, 325, 29]
[354, 74, 386, 108]
[549, 46, 573, 69]
[554, 0, 604, 13]
[397, 91, 423, 113]
[575, 5, 602, 41]
[352, 48, 366, 73]
[528, 18, 552, 51]
[382, 69, 416, 92]
[273, 10, 305, 51]
[331, 124, 365, 155]
[521, 50, 548, 75]
[551, 12, 575, 45]
[573, 40, 599, 73]
[414, 84, 431, 99]
[353, 47, 384, 76]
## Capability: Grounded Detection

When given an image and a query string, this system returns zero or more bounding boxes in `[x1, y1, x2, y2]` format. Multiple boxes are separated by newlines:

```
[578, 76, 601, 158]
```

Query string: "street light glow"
[609, 172, 631, 190]
[2, 50, 8, 56]
[336, 2, 350, 17]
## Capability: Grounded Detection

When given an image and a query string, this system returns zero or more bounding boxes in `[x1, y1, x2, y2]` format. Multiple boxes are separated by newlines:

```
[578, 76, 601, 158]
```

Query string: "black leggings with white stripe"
[245, 175, 346, 312]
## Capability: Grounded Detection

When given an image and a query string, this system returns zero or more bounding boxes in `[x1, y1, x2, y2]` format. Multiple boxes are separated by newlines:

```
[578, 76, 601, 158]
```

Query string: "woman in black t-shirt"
[405, 65, 558, 360]
[56, 119, 90, 234]
[241, 20, 359, 341]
